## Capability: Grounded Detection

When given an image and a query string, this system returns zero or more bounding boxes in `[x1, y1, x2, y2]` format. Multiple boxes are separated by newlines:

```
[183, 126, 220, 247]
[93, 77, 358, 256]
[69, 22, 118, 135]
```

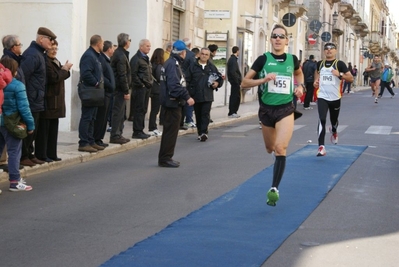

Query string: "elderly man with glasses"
[313, 42, 353, 157]
[19, 27, 57, 167]
[2, 35, 25, 83]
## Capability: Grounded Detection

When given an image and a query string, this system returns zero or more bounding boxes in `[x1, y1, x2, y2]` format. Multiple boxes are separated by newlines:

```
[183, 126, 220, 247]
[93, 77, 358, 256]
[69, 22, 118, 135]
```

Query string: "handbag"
[78, 82, 104, 107]
[4, 112, 27, 139]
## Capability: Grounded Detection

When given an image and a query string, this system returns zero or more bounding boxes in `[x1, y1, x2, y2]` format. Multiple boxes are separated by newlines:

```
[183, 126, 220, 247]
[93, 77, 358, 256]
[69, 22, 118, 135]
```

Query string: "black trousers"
[35, 118, 59, 159]
[94, 92, 112, 143]
[303, 81, 315, 108]
[194, 101, 212, 136]
[148, 93, 161, 131]
[133, 87, 150, 134]
[228, 82, 241, 115]
[317, 98, 341, 146]
[110, 91, 127, 140]
[21, 111, 40, 160]
[158, 107, 181, 163]
[379, 81, 395, 96]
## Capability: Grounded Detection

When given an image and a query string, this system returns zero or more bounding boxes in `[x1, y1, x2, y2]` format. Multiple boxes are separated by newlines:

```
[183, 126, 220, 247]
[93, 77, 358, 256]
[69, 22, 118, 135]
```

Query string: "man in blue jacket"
[20, 27, 56, 166]
[158, 40, 194, 167]
[94, 40, 116, 148]
[78, 35, 105, 153]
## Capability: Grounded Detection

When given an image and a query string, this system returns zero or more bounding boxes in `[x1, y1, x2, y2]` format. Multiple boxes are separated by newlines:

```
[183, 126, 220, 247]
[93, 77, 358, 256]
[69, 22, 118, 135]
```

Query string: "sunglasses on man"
[324, 45, 336, 50]
[271, 34, 287, 39]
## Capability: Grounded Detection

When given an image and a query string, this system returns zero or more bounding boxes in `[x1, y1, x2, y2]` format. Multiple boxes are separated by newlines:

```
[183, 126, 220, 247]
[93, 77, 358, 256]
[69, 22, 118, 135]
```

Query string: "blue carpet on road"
[101, 145, 367, 267]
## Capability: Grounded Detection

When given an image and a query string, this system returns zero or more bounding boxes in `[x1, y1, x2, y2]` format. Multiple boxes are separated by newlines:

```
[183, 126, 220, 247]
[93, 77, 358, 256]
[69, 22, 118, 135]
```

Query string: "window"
[273, 4, 278, 18]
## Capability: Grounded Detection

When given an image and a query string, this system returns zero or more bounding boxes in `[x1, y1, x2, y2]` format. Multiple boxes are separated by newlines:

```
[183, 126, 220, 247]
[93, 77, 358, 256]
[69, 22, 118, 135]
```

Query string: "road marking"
[365, 126, 392, 135]
[224, 125, 259, 132]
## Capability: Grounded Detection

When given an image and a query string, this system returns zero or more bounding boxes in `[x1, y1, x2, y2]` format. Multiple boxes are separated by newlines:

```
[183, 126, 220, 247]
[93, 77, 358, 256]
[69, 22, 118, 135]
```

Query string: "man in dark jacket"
[19, 27, 56, 166]
[302, 55, 317, 109]
[77, 35, 105, 153]
[227, 46, 242, 118]
[110, 33, 131, 144]
[94, 40, 116, 147]
[158, 40, 194, 168]
[130, 39, 153, 139]
[2, 34, 25, 83]
[186, 47, 223, 141]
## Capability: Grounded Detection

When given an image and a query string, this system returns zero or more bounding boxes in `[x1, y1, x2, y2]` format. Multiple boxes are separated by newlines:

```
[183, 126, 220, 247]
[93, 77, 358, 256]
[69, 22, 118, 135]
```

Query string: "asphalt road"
[1, 88, 399, 267]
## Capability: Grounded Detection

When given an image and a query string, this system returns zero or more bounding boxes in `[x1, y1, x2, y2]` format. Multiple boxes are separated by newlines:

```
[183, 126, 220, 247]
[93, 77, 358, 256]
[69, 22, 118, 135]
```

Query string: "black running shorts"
[258, 102, 295, 128]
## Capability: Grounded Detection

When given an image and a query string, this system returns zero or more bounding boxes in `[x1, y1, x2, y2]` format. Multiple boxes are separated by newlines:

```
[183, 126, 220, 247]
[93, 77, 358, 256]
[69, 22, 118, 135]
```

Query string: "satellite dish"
[309, 20, 322, 33]
[321, 32, 332, 42]
[282, 13, 297, 27]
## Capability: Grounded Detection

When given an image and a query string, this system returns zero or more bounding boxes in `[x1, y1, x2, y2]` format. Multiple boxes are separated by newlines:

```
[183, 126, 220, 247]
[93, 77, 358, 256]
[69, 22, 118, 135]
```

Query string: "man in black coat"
[186, 47, 223, 141]
[77, 35, 105, 153]
[302, 55, 317, 109]
[20, 27, 57, 166]
[227, 46, 242, 118]
[130, 39, 153, 139]
[158, 40, 194, 168]
[94, 40, 116, 147]
[110, 33, 131, 144]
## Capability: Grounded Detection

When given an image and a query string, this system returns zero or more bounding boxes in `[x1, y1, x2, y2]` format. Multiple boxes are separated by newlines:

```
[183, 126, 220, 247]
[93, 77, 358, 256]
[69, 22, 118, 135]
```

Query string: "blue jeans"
[0, 126, 22, 181]
[184, 104, 194, 123]
[78, 106, 98, 147]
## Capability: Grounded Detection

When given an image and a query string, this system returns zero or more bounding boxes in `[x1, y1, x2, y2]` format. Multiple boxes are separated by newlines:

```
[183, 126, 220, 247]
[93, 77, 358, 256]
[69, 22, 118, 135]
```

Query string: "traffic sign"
[321, 32, 331, 42]
[282, 13, 296, 27]
[308, 34, 316, 45]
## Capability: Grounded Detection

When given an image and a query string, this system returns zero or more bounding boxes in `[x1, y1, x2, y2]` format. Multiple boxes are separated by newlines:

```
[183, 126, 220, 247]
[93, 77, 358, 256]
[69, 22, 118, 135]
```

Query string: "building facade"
[0, 0, 397, 131]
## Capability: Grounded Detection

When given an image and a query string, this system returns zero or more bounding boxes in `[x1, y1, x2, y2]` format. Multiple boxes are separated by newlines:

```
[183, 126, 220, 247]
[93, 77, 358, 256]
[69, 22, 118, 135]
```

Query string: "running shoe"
[267, 187, 279, 206]
[199, 133, 208, 142]
[374, 98, 378, 104]
[317, 145, 326, 157]
[329, 127, 338, 145]
[9, 182, 33, 192]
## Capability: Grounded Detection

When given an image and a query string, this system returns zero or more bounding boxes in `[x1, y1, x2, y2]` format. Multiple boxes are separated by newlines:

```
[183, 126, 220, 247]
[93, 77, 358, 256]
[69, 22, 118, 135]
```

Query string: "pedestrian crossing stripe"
[365, 126, 392, 135]
[224, 125, 394, 135]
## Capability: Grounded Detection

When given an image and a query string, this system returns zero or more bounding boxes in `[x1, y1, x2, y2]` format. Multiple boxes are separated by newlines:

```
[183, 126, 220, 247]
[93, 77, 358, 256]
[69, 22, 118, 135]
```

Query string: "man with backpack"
[302, 55, 317, 109]
[313, 43, 353, 157]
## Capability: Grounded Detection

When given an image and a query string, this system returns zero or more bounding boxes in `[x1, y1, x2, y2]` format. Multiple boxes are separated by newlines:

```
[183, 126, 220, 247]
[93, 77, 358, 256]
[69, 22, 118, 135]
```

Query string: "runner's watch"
[300, 83, 306, 92]
[339, 72, 343, 80]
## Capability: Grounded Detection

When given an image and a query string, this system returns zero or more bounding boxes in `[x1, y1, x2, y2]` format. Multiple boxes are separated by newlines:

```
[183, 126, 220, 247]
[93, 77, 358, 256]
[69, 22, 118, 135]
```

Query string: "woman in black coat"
[148, 48, 164, 136]
[35, 40, 72, 162]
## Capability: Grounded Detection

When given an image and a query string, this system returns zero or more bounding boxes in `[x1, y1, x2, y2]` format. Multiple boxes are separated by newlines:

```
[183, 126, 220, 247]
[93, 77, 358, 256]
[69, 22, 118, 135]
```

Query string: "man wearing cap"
[378, 62, 395, 98]
[130, 39, 153, 139]
[365, 55, 383, 103]
[19, 27, 56, 166]
[158, 40, 194, 168]
[313, 42, 353, 157]
[302, 54, 317, 109]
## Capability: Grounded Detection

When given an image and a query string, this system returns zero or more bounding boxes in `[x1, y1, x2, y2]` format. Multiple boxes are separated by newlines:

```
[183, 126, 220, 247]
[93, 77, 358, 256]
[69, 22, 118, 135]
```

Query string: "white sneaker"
[317, 145, 326, 157]
[9, 182, 33, 192]
[149, 129, 162, 136]
[184, 122, 196, 128]
[0, 188, 2, 194]
[228, 113, 240, 118]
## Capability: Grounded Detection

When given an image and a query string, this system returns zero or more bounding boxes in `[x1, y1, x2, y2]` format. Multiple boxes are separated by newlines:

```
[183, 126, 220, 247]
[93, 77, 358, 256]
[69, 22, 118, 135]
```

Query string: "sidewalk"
[0, 100, 260, 183]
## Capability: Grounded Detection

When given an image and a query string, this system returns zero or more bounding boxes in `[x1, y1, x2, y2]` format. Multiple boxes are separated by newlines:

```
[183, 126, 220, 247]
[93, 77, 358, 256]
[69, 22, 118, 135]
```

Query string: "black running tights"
[317, 98, 341, 146]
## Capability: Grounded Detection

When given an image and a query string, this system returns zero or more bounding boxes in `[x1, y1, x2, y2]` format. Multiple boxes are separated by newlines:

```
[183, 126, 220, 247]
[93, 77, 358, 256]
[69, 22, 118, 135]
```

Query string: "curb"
[0, 112, 258, 183]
